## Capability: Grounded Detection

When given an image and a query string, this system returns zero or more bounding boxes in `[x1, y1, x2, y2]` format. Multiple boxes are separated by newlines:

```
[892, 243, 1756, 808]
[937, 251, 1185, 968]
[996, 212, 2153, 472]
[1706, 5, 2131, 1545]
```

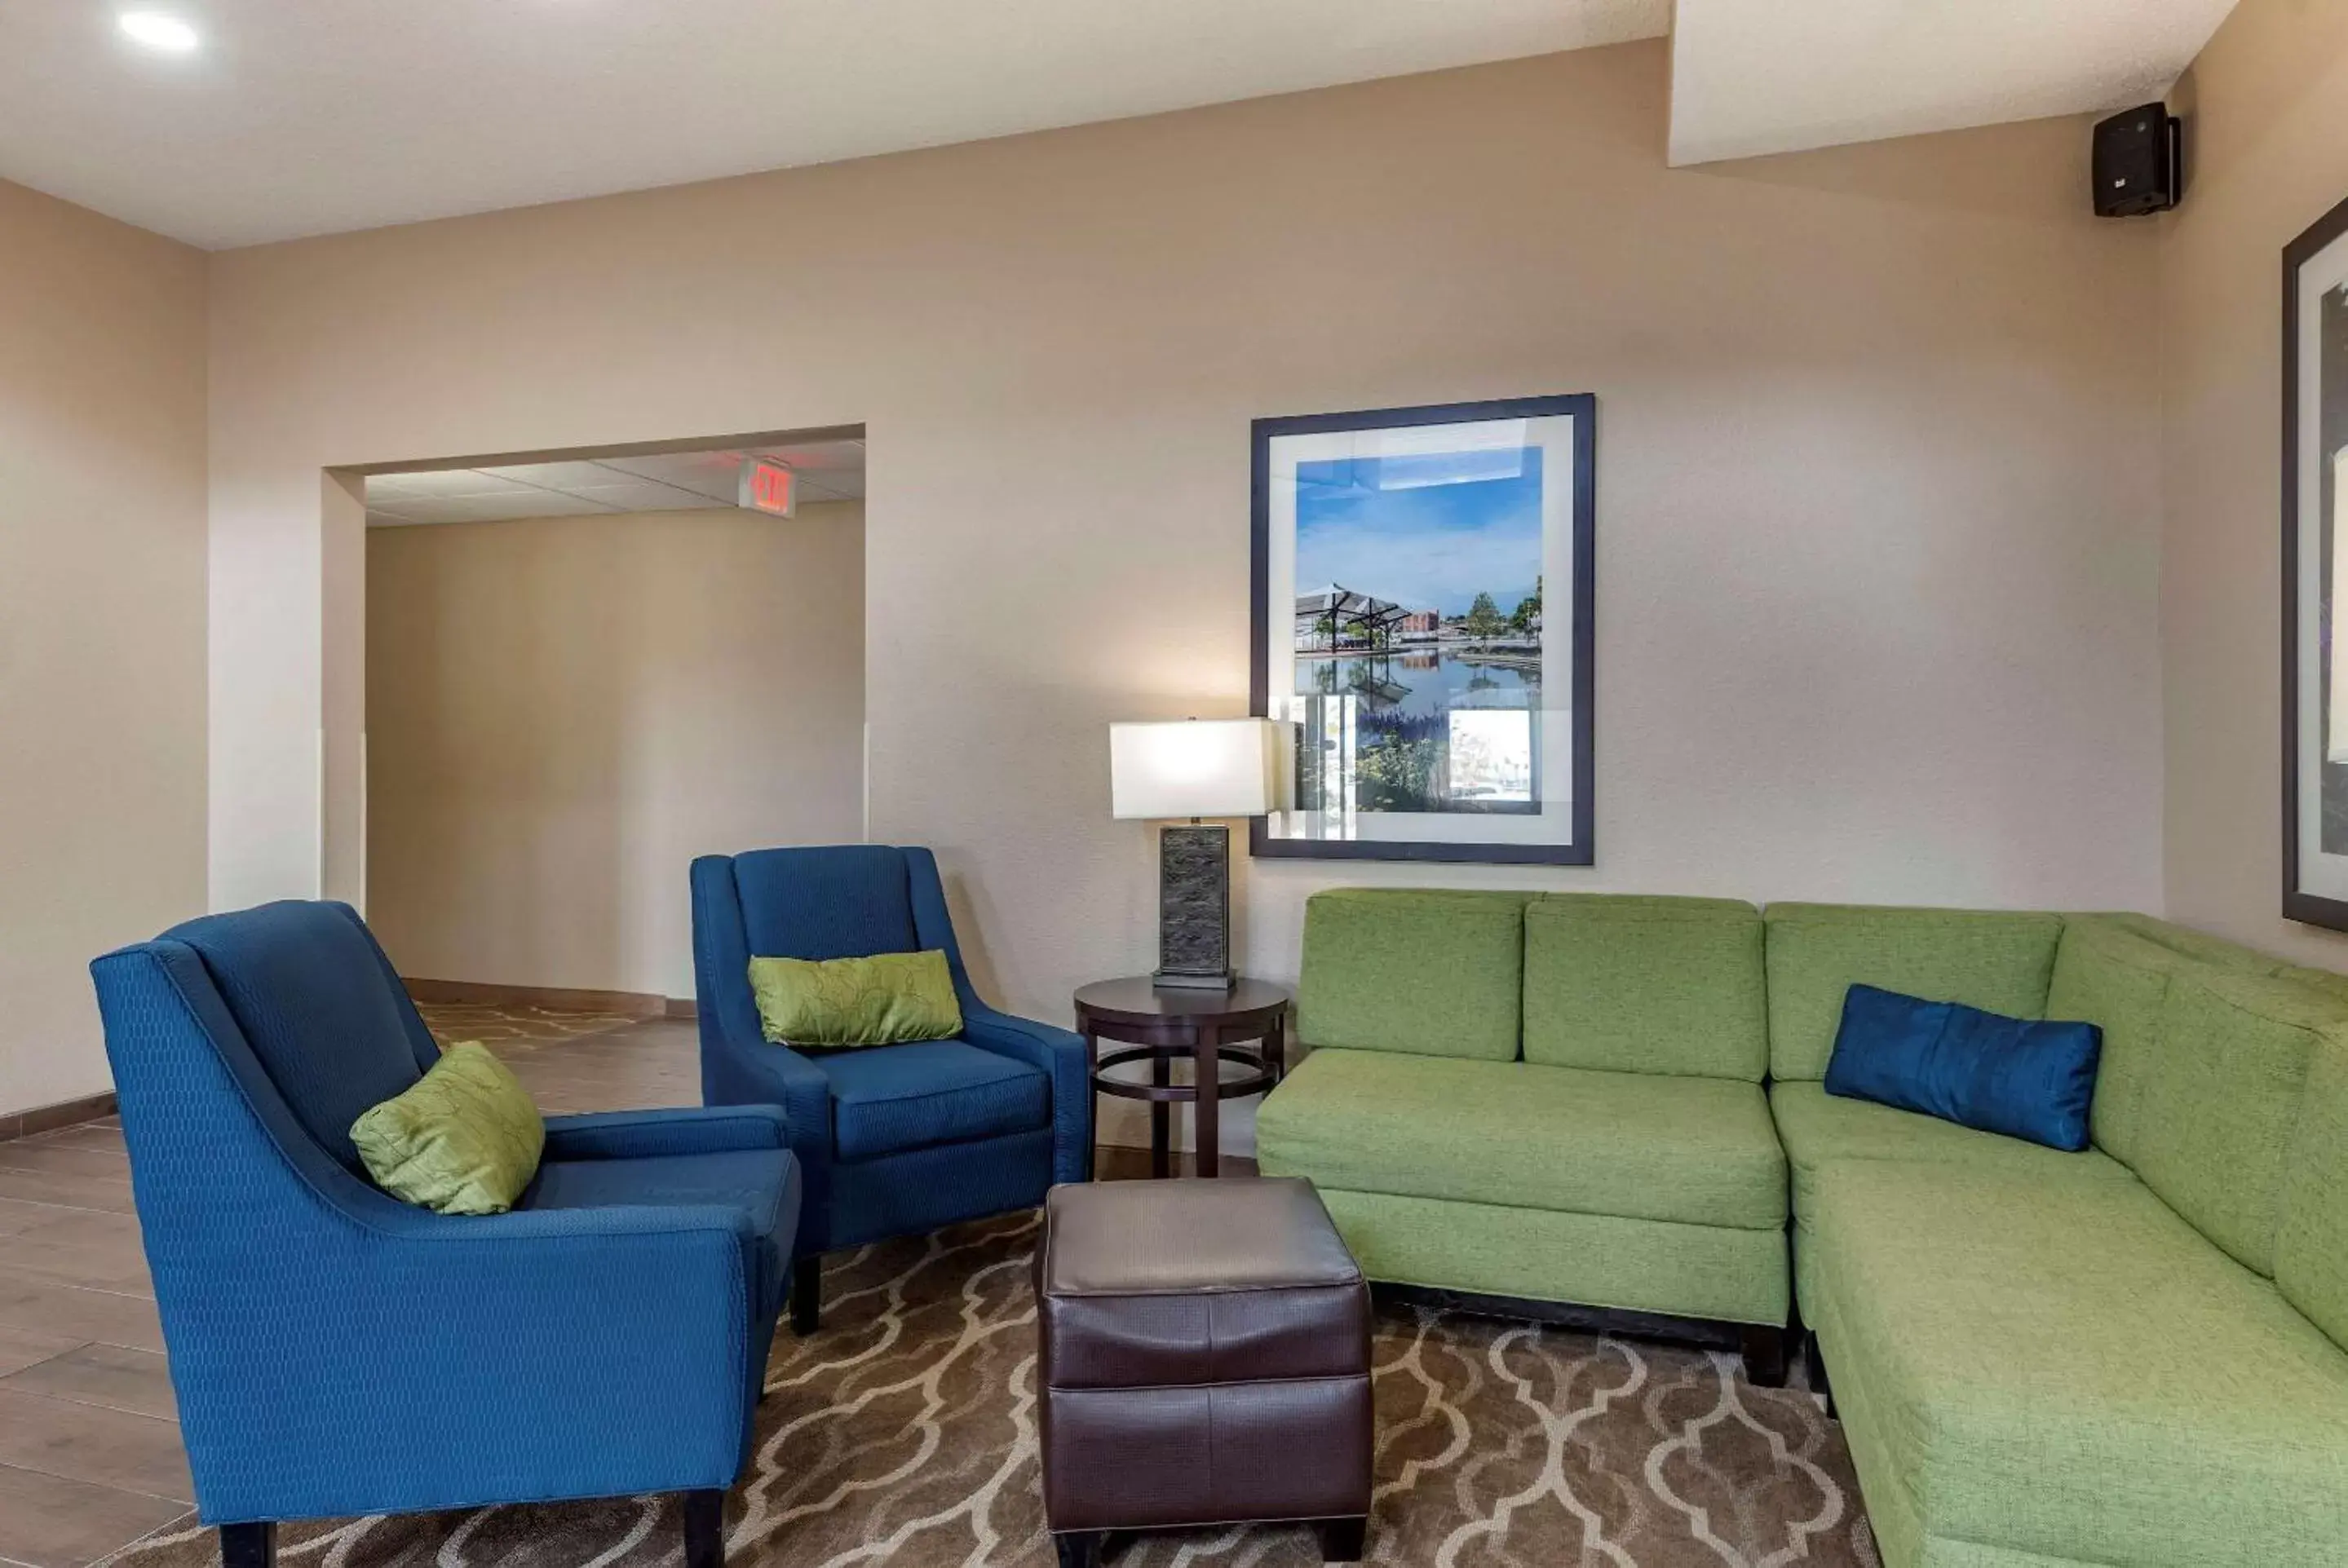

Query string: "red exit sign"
[738, 458, 796, 517]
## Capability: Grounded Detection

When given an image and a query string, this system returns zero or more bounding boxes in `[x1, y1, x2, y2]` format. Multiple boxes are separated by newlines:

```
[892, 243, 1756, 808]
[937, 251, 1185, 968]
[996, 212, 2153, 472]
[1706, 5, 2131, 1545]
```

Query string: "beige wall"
[0, 179, 208, 1115]
[206, 42, 2169, 1154]
[2160, 0, 2348, 967]
[365, 504, 866, 999]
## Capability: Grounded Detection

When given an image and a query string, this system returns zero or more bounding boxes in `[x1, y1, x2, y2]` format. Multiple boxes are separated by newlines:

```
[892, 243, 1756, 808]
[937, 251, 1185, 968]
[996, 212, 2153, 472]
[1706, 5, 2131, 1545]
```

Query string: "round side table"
[1073, 977, 1291, 1179]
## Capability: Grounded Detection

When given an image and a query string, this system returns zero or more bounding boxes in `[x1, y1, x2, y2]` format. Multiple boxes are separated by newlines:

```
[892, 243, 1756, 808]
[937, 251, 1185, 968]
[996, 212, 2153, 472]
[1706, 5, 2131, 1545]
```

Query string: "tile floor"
[0, 1006, 1211, 1567]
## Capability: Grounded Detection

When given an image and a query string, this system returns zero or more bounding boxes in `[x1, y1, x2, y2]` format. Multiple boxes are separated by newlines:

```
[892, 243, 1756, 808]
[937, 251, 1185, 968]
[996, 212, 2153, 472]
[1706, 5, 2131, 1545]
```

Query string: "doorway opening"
[360, 429, 866, 1016]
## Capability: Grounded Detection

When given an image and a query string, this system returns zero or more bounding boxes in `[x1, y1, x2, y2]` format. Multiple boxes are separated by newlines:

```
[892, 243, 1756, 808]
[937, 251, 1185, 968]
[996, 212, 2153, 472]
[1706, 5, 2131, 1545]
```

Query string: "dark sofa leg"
[682, 1489, 725, 1568]
[1315, 1516, 1369, 1561]
[790, 1254, 822, 1336]
[1806, 1328, 1835, 1417]
[220, 1523, 275, 1568]
[1740, 1324, 1788, 1388]
[1054, 1530, 1104, 1568]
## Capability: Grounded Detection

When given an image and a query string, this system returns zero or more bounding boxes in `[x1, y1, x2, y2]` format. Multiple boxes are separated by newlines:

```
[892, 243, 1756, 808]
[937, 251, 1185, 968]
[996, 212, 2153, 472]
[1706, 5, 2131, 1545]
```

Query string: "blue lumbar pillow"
[1824, 984, 2102, 1151]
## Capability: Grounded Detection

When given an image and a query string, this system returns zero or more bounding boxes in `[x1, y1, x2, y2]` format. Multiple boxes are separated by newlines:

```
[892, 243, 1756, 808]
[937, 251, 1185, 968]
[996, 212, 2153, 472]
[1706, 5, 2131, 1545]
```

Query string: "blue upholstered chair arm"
[959, 1005, 1090, 1182]
[397, 1196, 762, 1257]
[542, 1105, 790, 1161]
[690, 959, 834, 1229]
[901, 848, 1092, 1182]
[697, 1016, 834, 1157]
[958, 1004, 1084, 1063]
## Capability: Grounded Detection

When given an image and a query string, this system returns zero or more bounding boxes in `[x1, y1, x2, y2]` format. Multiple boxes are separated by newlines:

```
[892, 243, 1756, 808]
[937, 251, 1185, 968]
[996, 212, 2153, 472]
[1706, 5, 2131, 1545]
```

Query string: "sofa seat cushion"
[1808, 1160, 2348, 1567]
[814, 1039, 1049, 1161]
[1771, 1080, 2132, 1225]
[1254, 1049, 1784, 1231]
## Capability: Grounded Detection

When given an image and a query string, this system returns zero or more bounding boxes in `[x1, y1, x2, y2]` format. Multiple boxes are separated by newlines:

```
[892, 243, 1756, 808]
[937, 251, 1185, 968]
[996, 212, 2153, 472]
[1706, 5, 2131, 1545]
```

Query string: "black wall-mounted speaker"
[2093, 103, 2182, 217]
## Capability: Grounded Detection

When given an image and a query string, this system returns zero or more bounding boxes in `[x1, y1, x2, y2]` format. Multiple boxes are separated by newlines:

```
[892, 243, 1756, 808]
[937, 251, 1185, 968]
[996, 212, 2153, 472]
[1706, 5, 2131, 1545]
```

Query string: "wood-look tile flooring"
[0, 1005, 1223, 1567]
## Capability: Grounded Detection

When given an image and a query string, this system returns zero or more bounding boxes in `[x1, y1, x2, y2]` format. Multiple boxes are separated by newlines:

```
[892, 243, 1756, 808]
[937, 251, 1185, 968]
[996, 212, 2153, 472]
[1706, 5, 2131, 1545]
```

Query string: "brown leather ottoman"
[1034, 1177, 1372, 1567]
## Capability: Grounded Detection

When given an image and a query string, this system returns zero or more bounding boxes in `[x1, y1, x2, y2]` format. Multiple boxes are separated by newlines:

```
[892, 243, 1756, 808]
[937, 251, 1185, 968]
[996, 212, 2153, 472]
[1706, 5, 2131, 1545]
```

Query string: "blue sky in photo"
[1295, 447, 1543, 616]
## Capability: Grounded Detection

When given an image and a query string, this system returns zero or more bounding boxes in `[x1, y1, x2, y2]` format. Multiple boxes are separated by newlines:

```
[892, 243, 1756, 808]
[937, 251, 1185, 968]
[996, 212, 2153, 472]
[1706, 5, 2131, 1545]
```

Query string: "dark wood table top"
[1072, 976, 1291, 1026]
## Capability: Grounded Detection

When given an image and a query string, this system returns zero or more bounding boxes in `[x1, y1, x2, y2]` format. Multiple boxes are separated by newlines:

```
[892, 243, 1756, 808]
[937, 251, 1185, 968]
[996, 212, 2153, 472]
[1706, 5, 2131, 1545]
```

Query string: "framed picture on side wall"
[2284, 193, 2348, 929]
[1250, 395, 1594, 865]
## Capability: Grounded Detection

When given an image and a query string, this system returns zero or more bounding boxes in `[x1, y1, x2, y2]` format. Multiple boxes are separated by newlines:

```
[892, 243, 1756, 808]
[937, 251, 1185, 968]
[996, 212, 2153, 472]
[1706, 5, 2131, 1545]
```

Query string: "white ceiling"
[1668, 0, 2238, 166]
[0, 2, 2244, 249]
[0, 0, 1669, 250]
[364, 439, 865, 528]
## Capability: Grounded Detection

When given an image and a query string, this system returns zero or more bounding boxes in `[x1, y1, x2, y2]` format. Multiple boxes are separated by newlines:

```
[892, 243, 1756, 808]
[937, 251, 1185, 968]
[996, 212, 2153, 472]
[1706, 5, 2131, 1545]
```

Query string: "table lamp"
[1110, 718, 1277, 990]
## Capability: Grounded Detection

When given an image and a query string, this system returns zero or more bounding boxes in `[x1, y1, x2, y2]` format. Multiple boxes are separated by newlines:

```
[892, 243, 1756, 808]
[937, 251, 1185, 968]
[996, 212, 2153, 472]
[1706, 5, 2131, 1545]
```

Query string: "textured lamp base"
[1155, 824, 1233, 990]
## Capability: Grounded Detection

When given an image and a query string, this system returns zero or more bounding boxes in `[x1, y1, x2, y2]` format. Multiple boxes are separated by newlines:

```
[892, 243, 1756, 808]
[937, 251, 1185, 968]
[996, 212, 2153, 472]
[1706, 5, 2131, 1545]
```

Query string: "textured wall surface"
[2160, 0, 2348, 968]
[203, 42, 2169, 1146]
[0, 178, 209, 1115]
[365, 505, 866, 998]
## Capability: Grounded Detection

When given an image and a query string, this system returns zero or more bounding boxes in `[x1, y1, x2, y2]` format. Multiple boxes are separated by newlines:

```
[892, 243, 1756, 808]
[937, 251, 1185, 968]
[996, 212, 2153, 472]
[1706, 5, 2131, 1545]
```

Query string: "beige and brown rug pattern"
[413, 1000, 648, 1052]
[109, 1212, 1875, 1568]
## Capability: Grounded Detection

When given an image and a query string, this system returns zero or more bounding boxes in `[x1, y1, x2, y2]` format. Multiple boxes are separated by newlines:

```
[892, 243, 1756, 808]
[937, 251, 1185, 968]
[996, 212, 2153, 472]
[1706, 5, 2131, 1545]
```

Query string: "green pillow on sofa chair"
[747, 949, 964, 1047]
[350, 1041, 545, 1215]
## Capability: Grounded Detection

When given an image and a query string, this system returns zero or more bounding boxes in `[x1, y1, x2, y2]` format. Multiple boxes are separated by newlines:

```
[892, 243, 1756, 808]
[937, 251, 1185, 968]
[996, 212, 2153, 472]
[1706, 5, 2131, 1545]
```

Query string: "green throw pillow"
[350, 1041, 545, 1215]
[747, 950, 964, 1048]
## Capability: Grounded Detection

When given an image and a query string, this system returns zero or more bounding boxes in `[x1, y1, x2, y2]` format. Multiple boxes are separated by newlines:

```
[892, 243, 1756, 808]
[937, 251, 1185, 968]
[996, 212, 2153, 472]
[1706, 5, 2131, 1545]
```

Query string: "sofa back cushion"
[162, 900, 438, 1176]
[2090, 912, 2289, 977]
[2278, 1036, 2348, 1350]
[732, 844, 917, 961]
[2131, 970, 2338, 1277]
[1522, 894, 1766, 1080]
[2275, 962, 2348, 1013]
[1297, 890, 1527, 1060]
[2047, 917, 2194, 1167]
[1762, 904, 2061, 1082]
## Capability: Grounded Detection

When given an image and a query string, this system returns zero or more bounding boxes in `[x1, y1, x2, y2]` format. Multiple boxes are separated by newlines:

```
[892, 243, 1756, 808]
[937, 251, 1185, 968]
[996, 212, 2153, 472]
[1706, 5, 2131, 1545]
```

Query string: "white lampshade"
[1109, 718, 1277, 820]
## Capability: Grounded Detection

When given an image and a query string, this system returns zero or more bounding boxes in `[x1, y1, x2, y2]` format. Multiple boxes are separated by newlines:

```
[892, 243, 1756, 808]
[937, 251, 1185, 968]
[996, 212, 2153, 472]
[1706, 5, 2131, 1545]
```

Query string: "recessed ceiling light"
[118, 11, 200, 52]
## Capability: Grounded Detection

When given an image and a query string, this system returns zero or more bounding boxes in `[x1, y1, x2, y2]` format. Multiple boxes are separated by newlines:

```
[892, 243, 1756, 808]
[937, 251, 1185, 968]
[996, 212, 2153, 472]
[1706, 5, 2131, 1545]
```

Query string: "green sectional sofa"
[1254, 890, 2348, 1568]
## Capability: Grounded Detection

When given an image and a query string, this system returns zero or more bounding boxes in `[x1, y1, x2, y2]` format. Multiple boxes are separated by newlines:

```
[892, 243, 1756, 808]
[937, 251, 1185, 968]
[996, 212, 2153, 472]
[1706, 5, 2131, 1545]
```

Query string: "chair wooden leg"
[1053, 1531, 1104, 1568]
[790, 1254, 822, 1336]
[1315, 1516, 1369, 1561]
[682, 1489, 725, 1568]
[220, 1523, 275, 1568]
[1740, 1324, 1789, 1388]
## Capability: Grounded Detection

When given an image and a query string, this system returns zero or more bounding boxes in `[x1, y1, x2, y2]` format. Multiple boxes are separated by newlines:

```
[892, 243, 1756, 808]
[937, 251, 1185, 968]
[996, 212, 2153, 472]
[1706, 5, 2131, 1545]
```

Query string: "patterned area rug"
[412, 1000, 648, 1050]
[108, 1213, 1876, 1568]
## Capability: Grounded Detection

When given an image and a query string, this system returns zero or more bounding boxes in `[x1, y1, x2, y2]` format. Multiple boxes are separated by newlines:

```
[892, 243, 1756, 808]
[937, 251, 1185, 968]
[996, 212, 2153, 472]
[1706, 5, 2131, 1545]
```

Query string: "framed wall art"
[2284, 192, 2348, 929]
[1250, 394, 1594, 865]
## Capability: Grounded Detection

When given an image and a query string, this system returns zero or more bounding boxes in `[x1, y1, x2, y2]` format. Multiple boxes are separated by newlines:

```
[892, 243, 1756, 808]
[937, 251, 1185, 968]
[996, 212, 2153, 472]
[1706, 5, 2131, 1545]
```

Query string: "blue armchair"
[691, 845, 1090, 1330]
[89, 901, 798, 1568]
